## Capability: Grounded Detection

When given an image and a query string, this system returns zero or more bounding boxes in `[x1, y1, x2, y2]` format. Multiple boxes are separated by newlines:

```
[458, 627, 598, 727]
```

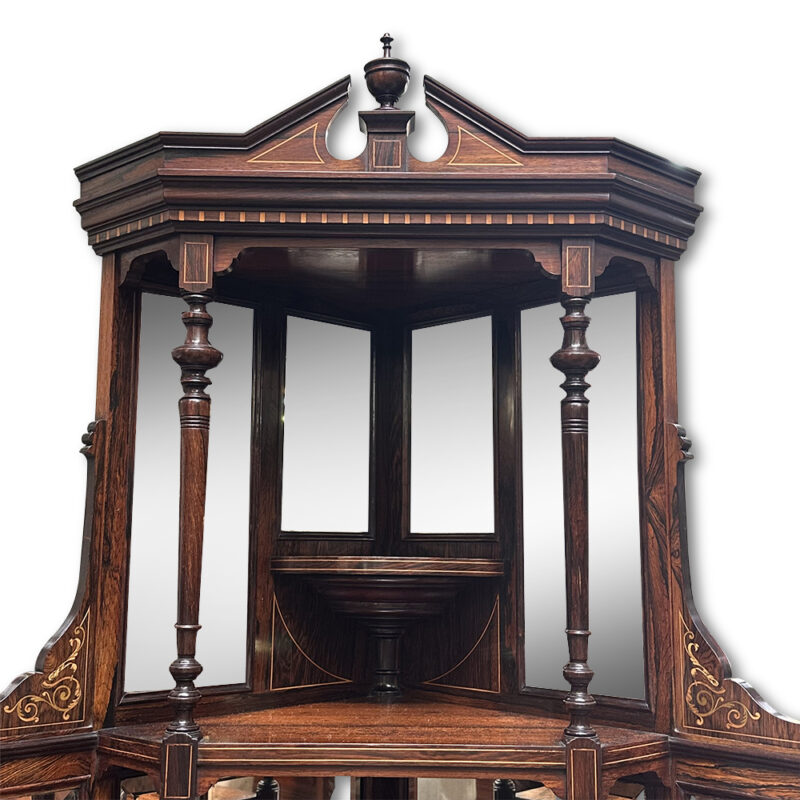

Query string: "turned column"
[161, 292, 222, 800]
[551, 293, 599, 739]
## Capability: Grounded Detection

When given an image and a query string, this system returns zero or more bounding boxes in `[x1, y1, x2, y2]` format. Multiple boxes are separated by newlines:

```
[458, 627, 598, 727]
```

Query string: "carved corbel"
[594, 242, 658, 291]
[119, 234, 223, 291]
[119, 240, 179, 287]
[520, 241, 561, 280]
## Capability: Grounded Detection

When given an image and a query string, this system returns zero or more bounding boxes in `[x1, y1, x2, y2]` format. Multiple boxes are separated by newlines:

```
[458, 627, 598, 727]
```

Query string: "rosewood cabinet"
[2, 36, 799, 800]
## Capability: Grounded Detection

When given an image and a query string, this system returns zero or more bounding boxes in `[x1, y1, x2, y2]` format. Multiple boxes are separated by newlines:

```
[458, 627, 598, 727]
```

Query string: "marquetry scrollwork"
[681, 614, 760, 730]
[3, 610, 89, 724]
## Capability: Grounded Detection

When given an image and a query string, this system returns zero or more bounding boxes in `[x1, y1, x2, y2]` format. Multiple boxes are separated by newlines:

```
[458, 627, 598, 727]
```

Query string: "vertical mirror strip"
[126, 293, 253, 691]
[585, 292, 645, 698]
[522, 294, 645, 698]
[521, 302, 567, 689]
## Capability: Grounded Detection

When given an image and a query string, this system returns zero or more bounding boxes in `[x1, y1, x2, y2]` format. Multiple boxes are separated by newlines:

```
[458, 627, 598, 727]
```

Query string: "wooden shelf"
[271, 557, 505, 577]
[98, 698, 668, 788]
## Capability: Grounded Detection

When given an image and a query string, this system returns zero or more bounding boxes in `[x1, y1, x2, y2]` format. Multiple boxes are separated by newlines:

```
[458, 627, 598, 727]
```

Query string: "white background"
[1, 1, 798, 722]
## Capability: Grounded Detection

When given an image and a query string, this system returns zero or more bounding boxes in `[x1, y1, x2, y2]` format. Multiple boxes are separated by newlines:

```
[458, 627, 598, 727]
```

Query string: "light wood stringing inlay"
[90, 209, 686, 251]
[447, 126, 523, 167]
[247, 123, 324, 165]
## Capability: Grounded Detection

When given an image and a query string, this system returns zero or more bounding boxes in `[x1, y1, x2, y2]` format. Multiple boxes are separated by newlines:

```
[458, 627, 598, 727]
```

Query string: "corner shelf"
[272, 557, 505, 697]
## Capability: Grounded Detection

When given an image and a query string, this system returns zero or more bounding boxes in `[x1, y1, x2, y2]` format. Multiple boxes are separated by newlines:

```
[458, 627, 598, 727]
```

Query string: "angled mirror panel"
[281, 315, 371, 533]
[125, 293, 253, 692]
[585, 291, 645, 699]
[521, 301, 567, 691]
[410, 316, 494, 534]
[522, 293, 645, 699]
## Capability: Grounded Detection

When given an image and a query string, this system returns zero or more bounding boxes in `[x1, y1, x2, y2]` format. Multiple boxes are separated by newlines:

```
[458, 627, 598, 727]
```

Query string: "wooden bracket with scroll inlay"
[0, 419, 106, 739]
[668, 422, 800, 750]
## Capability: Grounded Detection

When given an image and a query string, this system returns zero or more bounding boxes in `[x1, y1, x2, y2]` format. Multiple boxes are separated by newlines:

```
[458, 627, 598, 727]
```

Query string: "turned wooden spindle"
[254, 778, 279, 798]
[550, 295, 600, 739]
[166, 292, 223, 737]
[493, 778, 517, 799]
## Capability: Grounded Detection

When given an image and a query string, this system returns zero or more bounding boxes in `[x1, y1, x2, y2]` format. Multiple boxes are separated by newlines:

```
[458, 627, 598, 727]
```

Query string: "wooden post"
[565, 737, 602, 800]
[161, 292, 222, 800]
[551, 292, 599, 740]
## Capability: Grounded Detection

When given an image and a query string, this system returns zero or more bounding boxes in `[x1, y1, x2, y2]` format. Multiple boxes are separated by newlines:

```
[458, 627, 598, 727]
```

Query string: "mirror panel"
[586, 292, 645, 698]
[330, 777, 351, 800]
[521, 301, 567, 690]
[417, 779, 477, 800]
[281, 316, 371, 533]
[125, 293, 253, 692]
[410, 316, 494, 534]
[522, 293, 645, 698]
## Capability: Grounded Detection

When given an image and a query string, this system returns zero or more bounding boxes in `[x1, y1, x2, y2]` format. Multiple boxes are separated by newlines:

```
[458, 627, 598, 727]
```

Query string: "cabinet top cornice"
[74, 56, 702, 263]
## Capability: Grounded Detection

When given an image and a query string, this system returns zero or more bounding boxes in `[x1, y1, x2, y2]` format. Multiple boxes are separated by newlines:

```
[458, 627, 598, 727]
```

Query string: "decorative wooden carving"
[167, 293, 222, 737]
[0, 421, 104, 740]
[157, 292, 223, 800]
[2, 609, 90, 729]
[551, 296, 600, 739]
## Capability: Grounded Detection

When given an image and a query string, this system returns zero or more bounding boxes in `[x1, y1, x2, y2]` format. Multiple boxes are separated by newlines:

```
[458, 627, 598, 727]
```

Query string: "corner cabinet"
[2, 36, 798, 800]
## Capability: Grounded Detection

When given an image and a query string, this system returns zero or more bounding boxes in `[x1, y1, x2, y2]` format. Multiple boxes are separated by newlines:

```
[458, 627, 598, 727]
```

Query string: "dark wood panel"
[0, 752, 92, 799]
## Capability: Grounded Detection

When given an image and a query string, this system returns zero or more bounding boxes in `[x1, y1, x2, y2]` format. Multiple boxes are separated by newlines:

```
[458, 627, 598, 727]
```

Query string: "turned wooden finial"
[364, 33, 410, 108]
